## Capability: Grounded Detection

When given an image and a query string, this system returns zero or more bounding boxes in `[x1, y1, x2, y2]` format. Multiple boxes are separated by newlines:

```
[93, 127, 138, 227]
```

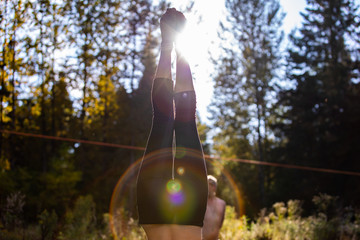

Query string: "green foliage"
[59, 195, 96, 240]
[220, 206, 250, 239]
[220, 195, 360, 240]
[39, 152, 82, 214]
[274, 0, 360, 206]
[0, 192, 25, 231]
[211, 0, 285, 215]
[38, 209, 58, 240]
[197, 117, 211, 154]
[108, 206, 147, 240]
[1, 194, 360, 239]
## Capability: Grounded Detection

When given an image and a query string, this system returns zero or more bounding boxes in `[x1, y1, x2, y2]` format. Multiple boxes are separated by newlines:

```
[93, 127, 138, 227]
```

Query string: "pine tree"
[276, 0, 360, 203]
[65, 0, 99, 139]
[0, 0, 30, 169]
[210, 0, 284, 212]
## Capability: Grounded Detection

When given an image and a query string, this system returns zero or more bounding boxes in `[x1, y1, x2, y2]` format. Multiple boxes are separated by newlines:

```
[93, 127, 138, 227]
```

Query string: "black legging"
[136, 78, 208, 226]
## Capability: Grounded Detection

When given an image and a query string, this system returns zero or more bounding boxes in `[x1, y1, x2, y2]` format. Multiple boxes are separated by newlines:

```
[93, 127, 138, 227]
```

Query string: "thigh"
[173, 122, 208, 226]
[137, 169, 174, 225]
[137, 121, 174, 224]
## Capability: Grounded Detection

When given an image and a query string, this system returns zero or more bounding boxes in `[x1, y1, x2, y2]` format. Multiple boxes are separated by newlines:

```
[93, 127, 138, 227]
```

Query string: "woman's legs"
[137, 8, 207, 228]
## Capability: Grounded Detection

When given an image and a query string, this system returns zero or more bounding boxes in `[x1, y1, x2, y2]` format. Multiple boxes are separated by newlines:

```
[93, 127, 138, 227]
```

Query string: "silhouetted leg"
[172, 53, 208, 226]
[136, 77, 175, 225]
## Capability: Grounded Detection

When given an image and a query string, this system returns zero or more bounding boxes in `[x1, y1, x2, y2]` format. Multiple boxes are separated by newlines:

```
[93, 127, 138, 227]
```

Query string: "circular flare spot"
[169, 191, 185, 206]
[177, 167, 185, 176]
[167, 179, 182, 194]
[166, 179, 184, 206]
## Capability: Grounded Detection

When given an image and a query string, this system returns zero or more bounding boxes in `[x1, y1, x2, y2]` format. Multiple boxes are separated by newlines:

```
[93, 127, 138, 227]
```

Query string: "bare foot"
[160, 8, 186, 44]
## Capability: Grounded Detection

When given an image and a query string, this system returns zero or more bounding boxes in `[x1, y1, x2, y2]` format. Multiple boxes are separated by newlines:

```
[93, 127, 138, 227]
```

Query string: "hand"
[160, 8, 186, 44]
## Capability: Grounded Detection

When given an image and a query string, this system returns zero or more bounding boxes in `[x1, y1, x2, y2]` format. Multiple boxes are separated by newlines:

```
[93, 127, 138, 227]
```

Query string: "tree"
[0, 0, 30, 169]
[65, 0, 100, 138]
[210, 0, 284, 213]
[275, 0, 360, 204]
[27, 0, 69, 172]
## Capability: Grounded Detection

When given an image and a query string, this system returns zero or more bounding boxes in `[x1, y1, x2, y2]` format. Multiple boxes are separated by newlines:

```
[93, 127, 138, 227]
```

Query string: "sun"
[173, 12, 217, 120]
[175, 15, 209, 67]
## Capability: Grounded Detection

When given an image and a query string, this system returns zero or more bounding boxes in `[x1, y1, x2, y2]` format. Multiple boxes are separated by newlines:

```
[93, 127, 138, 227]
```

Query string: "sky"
[167, 0, 307, 122]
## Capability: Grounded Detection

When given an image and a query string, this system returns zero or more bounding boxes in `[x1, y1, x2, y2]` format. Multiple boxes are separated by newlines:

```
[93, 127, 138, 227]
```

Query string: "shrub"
[38, 209, 58, 240]
[59, 195, 96, 240]
[219, 194, 360, 240]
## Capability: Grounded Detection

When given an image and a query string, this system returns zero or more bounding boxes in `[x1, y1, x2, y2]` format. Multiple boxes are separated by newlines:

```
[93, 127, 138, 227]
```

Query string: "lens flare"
[166, 179, 184, 206]
[205, 157, 245, 216]
[109, 149, 244, 240]
[177, 167, 185, 175]
[175, 14, 209, 67]
[167, 179, 182, 194]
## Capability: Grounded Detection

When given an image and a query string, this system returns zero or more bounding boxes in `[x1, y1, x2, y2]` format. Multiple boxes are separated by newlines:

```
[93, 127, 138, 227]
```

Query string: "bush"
[38, 209, 58, 240]
[220, 194, 360, 240]
[1, 193, 359, 239]
[59, 195, 97, 240]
